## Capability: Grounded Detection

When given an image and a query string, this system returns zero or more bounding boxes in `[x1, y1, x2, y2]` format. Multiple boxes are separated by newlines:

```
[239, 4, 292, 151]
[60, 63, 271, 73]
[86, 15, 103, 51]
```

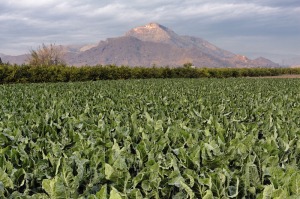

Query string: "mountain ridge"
[1, 23, 279, 67]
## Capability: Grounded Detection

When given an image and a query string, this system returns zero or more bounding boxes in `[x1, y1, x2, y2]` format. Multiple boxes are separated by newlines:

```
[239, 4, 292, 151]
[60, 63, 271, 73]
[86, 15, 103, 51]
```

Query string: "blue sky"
[0, 0, 299, 63]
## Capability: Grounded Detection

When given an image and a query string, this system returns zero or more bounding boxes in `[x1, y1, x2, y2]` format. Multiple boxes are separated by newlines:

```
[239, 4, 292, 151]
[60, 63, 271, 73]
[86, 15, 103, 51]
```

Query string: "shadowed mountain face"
[1, 23, 279, 67]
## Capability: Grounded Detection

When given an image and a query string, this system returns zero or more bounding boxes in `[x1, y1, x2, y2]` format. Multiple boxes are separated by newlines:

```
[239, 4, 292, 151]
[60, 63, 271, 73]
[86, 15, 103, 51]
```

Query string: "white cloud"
[6, 0, 60, 8]
[160, 2, 280, 21]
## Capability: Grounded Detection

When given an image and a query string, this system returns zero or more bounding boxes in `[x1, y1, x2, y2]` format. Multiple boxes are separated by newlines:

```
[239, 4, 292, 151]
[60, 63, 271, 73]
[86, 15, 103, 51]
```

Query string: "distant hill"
[242, 52, 300, 67]
[1, 23, 279, 68]
[1, 53, 28, 65]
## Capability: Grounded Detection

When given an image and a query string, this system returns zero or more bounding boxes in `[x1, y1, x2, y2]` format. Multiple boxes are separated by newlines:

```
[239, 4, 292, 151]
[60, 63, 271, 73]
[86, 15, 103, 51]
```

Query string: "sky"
[0, 0, 299, 64]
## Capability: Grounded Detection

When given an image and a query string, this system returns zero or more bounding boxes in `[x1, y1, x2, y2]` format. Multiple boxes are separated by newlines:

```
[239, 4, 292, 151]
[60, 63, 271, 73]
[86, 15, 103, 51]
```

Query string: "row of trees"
[1, 63, 300, 84]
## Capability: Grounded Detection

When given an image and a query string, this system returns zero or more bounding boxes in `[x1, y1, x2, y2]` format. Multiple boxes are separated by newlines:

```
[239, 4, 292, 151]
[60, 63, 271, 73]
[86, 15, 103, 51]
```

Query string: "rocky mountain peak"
[125, 22, 177, 43]
[144, 22, 162, 29]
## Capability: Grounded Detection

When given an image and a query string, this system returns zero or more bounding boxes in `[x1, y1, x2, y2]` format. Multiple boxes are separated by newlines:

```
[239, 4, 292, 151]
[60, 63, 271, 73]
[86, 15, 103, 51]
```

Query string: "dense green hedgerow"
[0, 63, 300, 83]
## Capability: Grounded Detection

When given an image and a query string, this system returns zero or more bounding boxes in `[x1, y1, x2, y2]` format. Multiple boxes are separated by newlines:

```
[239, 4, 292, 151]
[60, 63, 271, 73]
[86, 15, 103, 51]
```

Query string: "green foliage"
[1, 63, 300, 84]
[1, 78, 300, 198]
[183, 62, 194, 68]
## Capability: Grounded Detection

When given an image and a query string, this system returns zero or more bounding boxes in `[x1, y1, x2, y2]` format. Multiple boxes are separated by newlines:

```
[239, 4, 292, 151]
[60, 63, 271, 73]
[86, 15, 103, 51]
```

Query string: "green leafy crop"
[1, 78, 300, 198]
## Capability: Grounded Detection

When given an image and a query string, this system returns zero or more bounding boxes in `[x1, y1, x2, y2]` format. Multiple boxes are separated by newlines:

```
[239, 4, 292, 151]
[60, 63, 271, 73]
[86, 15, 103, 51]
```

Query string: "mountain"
[1, 23, 279, 67]
[0, 53, 28, 65]
[251, 57, 280, 67]
[242, 52, 300, 67]
[67, 23, 279, 67]
[126, 23, 235, 58]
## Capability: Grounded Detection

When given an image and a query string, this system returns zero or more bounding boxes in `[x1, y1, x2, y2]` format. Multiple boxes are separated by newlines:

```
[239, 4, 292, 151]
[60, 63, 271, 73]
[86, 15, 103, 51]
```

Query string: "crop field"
[1, 78, 300, 198]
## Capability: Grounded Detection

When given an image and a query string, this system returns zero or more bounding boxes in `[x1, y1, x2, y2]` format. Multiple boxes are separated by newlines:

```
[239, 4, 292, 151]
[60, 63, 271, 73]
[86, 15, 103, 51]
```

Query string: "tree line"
[1, 63, 300, 84]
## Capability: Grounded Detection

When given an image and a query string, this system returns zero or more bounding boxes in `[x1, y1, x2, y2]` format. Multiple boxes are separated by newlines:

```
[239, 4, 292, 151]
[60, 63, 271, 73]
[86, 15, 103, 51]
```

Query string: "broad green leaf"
[180, 181, 195, 198]
[0, 168, 13, 189]
[128, 189, 143, 199]
[199, 177, 212, 189]
[109, 187, 122, 199]
[168, 171, 184, 187]
[0, 182, 4, 197]
[154, 120, 163, 131]
[12, 168, 26, 187]
[144, 111, 153, 124]
[173, 192, 187, 199]
[42, 177, 67, 199]
[202, 190, 214, 199]
[96, 184, 107, 199]
[228, 177, 239, 198]
[71, 153, 89, 180]
[61, 162, 74, 188]
[105, 163, 114, 180]
[272, 188, 288, 199]
[262, 185, 273, 199]
[27, 193, 49, 199]
[290, 173, 300, 195]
